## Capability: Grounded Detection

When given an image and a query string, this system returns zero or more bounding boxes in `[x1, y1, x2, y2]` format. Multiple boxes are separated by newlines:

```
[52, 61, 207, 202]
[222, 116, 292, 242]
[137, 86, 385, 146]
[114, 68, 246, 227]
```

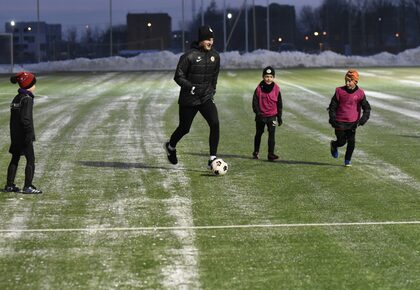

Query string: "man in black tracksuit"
[164, 26, 220, 168]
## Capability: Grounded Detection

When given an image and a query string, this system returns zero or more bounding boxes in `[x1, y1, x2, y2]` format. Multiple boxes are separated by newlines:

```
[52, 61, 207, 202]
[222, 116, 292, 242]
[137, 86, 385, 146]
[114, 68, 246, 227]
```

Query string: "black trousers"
[169, 99, 220, 156]
[254, 117, 276, 154]
[7, 143, 35, 187]
[332, 129, 356, 161]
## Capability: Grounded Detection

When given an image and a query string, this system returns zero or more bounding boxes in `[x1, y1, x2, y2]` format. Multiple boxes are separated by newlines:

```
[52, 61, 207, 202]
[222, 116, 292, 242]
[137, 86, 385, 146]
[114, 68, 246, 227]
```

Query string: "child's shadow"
[185, 152, 338, 167]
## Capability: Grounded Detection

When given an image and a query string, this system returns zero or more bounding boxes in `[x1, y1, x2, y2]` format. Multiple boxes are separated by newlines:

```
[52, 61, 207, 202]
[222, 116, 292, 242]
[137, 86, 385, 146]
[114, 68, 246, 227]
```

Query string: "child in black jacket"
[3, 72, 42, 194]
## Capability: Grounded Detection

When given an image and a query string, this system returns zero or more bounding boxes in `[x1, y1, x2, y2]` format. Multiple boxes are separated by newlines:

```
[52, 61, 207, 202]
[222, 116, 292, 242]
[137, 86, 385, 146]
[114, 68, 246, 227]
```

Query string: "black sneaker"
[252, 151, 259, 159]
[267, 153, 279, 161]
[3, 184, 20, 192]
[22, 185, 42, 194]
[164, 142, 178, 165]
[207, 158, 216, 170]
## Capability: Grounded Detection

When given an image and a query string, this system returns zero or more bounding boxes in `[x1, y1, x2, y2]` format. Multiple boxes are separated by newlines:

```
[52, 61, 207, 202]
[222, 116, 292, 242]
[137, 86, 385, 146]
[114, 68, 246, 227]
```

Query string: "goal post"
[0, 33, 14, 73]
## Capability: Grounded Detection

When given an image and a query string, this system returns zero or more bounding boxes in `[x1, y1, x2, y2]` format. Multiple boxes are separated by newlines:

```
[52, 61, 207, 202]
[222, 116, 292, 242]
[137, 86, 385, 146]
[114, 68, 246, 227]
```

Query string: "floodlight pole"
[245, 0, 248, 52]
[37, 0, 41, 63]
[223, 0, 226, 52]
[266, 0, 270, 50]
[182, 0, 185, 52]
[110, 0, 113, 56]
[1, 33, 14, 73]
[201, 0, 204, 25]
[11, 34, 14, 73]
[252, 0, 256, 50]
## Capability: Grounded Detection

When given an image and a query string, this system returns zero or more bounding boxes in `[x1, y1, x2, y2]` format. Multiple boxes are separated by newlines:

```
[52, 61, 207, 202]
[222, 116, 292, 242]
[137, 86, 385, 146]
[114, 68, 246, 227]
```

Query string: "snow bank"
[2, 46, 420, 73]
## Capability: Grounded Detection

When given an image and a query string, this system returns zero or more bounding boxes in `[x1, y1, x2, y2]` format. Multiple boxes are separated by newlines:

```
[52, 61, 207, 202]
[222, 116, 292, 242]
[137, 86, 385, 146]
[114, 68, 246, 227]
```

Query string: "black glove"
[194, 84, 208, 95]
[329, 118, 337, 128]
[358, 117, 368, 126]
[277, 117, 283, 126]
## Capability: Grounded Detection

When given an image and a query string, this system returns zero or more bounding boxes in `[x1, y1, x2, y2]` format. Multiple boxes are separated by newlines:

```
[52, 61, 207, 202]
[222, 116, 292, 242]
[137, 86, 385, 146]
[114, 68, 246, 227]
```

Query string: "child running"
[3, 72, 42, 194]
[252, 66, 283, 161]
[328, 69, 371, 167]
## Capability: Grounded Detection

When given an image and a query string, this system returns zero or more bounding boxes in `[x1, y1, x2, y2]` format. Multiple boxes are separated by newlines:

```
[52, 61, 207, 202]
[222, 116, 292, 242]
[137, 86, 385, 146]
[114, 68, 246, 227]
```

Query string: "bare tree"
[409, 0, 420, 36]
[353, 0, 370, 54]
[65, 27, 78, 59]
[298, 6, 320, 34]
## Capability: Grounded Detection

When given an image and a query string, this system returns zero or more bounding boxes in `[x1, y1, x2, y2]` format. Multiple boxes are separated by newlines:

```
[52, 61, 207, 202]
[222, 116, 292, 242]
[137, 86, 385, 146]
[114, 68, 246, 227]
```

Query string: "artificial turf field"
[0, 68, 419, 289]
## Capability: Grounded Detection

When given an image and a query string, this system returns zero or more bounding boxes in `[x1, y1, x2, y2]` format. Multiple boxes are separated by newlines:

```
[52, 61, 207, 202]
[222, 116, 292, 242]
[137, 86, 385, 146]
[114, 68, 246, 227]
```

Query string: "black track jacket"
[9, 90, 35, 154]
[174, 42, 220, 106]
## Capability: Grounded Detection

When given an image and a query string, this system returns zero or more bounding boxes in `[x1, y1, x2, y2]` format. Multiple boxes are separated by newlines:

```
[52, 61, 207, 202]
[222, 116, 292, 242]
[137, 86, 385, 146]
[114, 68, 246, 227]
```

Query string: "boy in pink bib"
[252, 66, 283, 161]
[328, 69, 371, 166]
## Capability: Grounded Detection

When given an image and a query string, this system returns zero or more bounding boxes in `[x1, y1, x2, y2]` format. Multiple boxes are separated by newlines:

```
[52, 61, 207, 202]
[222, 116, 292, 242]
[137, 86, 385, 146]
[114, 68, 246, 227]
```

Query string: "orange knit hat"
[345, 69, 359, 83]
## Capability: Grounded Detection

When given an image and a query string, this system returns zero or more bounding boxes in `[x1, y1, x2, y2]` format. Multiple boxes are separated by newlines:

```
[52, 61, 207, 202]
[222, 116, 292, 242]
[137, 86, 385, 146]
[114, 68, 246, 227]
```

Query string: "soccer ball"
[211, 158, 228, 175]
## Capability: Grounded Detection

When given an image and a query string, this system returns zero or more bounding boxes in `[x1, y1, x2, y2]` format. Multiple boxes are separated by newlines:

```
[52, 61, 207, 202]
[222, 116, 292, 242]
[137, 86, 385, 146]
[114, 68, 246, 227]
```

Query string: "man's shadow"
[399, 134, 420, 139]
[78, 151, 341, 175]
[77, 161, 204, 173]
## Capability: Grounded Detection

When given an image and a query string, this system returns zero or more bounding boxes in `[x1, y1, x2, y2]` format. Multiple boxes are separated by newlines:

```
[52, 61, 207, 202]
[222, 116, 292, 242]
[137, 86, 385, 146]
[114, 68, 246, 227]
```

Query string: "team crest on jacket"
[210, 56, 215, 62]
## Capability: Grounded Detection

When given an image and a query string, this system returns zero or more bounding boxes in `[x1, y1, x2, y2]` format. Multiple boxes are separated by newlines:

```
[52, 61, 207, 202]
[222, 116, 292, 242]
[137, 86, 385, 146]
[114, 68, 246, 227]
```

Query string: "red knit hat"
[10, 72, 36, 89]
[345, 69, 359, 83]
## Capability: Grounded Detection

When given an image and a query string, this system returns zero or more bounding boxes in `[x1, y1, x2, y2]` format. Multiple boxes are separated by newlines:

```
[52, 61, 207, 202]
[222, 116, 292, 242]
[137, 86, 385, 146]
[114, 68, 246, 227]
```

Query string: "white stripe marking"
[1, 221, 419, 233]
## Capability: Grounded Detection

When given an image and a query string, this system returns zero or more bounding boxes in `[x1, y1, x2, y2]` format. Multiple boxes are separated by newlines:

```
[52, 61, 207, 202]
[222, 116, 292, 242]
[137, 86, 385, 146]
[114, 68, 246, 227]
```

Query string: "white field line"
[1, 220, 419, 233]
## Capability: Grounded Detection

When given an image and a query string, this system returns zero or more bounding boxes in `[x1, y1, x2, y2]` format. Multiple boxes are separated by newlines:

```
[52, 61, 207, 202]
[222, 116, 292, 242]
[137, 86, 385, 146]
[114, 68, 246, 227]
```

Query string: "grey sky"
[1, 0, 323, 32]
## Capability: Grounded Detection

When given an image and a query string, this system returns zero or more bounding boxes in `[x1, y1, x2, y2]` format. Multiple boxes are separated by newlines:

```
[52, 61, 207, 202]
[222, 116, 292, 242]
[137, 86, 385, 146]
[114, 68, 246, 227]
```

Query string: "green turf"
[0, 68, 419, 289]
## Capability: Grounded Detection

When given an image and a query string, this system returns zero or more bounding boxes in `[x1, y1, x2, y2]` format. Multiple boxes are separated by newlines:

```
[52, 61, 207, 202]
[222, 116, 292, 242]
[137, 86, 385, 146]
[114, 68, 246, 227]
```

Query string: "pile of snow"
[1, 47, 420, 73]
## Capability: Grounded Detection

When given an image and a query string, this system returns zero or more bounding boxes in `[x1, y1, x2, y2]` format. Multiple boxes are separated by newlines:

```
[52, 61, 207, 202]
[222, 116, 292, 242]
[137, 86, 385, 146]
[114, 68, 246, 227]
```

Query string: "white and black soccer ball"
[211, 158, 228, 175]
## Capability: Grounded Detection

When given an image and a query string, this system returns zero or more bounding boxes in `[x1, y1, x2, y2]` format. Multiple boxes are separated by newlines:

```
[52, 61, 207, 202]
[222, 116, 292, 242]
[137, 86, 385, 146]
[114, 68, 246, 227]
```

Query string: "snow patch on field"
[398, 79, 420, 86]
[328, 69, 378, 77]
[142, 85, 200, 289]
[365, 91, 401, 100]
[2, 202, 29, 240]
[368, 98, 420, 120]
[282, 80, 327, 100]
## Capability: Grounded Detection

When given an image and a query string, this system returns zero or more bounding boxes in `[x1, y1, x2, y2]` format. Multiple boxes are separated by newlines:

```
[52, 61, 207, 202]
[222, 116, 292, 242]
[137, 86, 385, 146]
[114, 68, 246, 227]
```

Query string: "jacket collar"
[18, 88, 35, 98]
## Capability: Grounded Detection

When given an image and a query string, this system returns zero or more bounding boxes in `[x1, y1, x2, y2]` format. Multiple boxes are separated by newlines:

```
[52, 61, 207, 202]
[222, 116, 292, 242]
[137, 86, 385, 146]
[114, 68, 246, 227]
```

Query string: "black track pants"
[254, 118, 276, 154]
[332, 129, 356, 161]
[169, 100, 220, 156]
[6, 143, 35, 187]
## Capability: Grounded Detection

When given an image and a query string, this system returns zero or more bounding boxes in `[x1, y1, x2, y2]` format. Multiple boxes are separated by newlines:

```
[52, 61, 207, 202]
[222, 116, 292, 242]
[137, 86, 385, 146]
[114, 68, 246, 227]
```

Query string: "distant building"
[5, 21, 62, 63]
[126, 13, 171, 51]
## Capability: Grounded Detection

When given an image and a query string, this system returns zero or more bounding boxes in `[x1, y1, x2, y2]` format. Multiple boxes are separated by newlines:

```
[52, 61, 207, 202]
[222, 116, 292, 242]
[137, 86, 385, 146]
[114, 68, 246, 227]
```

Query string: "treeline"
[57, 0, 420, 59]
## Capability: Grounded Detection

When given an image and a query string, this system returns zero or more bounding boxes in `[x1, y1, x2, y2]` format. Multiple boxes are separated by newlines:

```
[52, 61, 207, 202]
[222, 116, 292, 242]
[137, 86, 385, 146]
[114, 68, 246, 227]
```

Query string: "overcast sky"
[1, 0, 323, 32]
